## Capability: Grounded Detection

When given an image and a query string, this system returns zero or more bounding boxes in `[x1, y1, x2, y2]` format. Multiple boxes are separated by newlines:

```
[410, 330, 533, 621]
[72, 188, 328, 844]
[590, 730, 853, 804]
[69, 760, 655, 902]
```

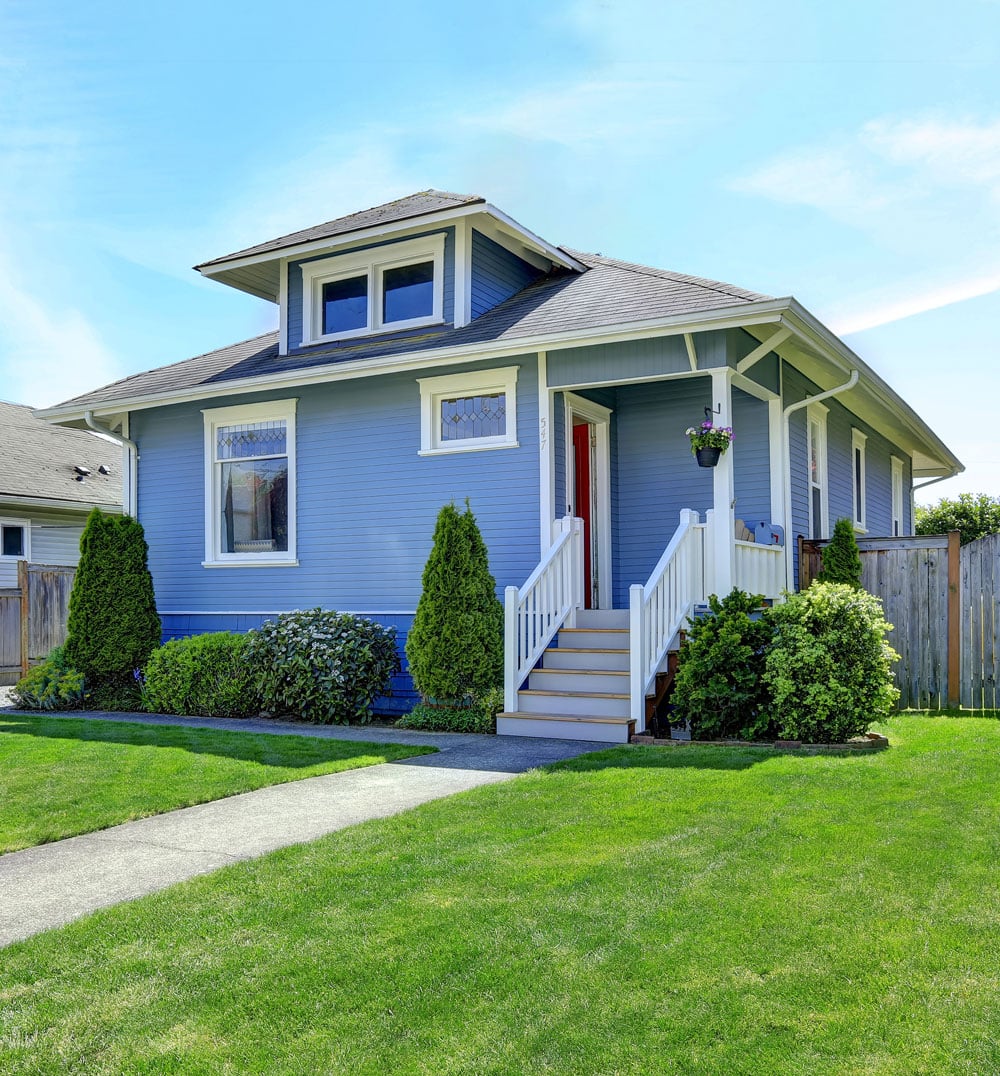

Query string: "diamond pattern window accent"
[440, 393, 507, 442]
[216, 421, 287, 461]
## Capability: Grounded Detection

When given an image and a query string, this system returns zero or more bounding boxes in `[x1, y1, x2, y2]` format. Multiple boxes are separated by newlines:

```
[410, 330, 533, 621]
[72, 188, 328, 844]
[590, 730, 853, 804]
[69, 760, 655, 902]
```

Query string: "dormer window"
[300, 234, 445, 346]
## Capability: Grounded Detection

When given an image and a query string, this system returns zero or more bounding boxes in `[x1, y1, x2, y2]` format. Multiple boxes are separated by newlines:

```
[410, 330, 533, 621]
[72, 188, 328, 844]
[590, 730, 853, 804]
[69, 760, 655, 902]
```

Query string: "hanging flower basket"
[686, 420, 734, 467]
[695, 445, 722, 468]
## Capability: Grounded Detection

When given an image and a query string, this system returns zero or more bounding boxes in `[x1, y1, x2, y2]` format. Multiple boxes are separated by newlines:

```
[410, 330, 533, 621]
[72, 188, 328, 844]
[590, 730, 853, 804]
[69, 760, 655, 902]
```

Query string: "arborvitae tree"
[405, 501, 504, 705]
[65, 508, 161, 703]
[915, 493, 1000, 545]
[817, 517, 863, 589]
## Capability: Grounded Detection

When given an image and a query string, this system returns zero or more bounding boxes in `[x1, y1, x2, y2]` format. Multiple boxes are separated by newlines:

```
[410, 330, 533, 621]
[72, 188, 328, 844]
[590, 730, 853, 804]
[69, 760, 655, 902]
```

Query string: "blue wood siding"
[732, 388, 771, 526]
[286, 227, 456, 349]
[783, 361, 915, 583]
[547, 330, 728, 390]
[470, 230, 541, 318]
[611, 379, 715, 607]
[134, 353, 539, 712]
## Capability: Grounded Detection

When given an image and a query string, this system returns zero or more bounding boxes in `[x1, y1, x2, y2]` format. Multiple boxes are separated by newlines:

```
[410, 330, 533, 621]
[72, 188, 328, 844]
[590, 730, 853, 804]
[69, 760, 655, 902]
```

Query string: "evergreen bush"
[141, 632, 259, 719]
[64, 508, 161, 709]
[817, 518, 863, 588]
[247, 609, 399, 724]
[763, 582, 899, 743]
[10, 646, 85, 711]
[671, 589, 774, 741]
[405, 502, 504, 705]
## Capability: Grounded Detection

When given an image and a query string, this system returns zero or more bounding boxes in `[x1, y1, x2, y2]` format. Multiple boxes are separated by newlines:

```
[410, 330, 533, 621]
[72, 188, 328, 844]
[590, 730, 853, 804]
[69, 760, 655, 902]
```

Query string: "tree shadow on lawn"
[0, 714, 435, 769]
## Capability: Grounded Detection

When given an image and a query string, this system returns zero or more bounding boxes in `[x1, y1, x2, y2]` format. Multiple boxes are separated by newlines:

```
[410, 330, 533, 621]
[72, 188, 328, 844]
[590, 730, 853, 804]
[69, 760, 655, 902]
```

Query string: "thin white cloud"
[0, 251, 122, 408]
[734, 114, 1000, 329]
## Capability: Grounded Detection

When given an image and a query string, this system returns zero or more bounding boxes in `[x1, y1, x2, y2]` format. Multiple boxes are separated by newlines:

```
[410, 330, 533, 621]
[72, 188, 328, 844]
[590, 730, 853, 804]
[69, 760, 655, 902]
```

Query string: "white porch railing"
[504, 516, 584, 711]
[629, 509, 708, 732]
[734, 540, 785, 600]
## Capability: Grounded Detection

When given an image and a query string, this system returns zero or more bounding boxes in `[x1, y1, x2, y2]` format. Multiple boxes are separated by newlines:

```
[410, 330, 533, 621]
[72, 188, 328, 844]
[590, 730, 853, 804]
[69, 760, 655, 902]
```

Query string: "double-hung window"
[891, 456, 905, 537]
[202, 400, 297, 567]
[417, 367, 519, 456]
[300, 234, 445, 345]
[852, 428, 868, 533]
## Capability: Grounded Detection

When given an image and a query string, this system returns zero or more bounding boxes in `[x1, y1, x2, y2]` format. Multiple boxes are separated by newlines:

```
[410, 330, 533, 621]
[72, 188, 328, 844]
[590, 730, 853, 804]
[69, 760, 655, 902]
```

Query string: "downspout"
[84, 410, 139, 516]
[781, 369, 860, 590]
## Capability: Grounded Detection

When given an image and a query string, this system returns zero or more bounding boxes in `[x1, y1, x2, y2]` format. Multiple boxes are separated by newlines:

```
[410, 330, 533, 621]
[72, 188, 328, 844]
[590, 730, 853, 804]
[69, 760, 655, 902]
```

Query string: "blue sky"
[1, 0, 998, 503]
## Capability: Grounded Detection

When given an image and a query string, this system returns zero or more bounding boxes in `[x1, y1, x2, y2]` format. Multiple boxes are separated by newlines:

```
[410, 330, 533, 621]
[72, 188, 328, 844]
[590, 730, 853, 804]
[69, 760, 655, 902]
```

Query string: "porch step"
[557, 627, 630, 650]
[528, 667, 630, 695]
[517, 688, 631, 719]
[497, 712, 635, 744]
[541, 646, 630, 672]
[574, 608, 630, 629]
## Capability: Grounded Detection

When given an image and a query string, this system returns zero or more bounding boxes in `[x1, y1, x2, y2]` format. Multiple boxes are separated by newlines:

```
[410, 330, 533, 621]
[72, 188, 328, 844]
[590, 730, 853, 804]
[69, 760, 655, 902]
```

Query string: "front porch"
[499, 508, 786, 742]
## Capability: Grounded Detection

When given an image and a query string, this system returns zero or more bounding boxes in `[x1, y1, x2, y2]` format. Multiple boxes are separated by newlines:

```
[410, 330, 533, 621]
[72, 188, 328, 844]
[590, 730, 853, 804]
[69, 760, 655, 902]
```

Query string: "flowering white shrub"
[246, 609, 399, 724]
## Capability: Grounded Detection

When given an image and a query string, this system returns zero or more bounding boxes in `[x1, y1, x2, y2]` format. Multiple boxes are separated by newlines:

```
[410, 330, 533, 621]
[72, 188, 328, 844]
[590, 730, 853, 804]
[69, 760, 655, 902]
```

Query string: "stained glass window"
[215, 420, 288, 554]
[440, 392, 507, 442]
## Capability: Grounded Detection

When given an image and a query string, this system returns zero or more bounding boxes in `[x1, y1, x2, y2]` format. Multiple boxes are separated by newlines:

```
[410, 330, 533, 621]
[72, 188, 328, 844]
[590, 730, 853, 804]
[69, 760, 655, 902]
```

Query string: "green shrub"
[9, 646, 86, 711]
[405, 501, 504, 705]
[916, 492, 1000, 545]
[247, 609, 399, 724]
[395, 700, 496, 735]
[817, 517, 863, 588]
[671, 589, 774, 741]
[142, 633, 259, 719]
[64, 508, 161, 708]
[763, 582, 899, 743]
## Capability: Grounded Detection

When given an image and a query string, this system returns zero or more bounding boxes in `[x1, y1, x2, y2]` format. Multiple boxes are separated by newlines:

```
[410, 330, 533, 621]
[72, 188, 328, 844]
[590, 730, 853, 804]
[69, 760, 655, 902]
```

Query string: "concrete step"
[557, 627, 630, 650]
[528, 667, 630, 695]
[541, 646, 630, 672]
[498, 712, 635, 743]
[517, 688, 631, 719]
[574, 608, 630, 629]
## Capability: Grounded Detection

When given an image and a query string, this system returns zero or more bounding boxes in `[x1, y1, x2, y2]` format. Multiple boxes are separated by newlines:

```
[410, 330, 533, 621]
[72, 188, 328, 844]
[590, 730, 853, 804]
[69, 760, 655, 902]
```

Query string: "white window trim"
[0, 517, 30, 560]
[891, 455, 905, 537]
[806, 402, 829, 540]
[202, 399, 298, 568]
[417, 366, 519, 456]
[852, 427, 868, 533]
[299, 234, 446, 347]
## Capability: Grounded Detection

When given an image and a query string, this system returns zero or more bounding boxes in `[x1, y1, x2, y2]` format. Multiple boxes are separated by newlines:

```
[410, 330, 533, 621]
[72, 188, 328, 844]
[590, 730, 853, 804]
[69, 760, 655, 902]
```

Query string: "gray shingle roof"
[0, 401, 120, 507]
[195, 190, 484, 269]
[50, 253, 773, 412]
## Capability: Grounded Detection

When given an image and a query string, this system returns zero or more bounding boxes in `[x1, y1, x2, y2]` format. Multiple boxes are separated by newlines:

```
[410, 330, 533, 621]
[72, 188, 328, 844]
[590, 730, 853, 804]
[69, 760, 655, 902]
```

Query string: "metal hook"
[704, 404, 721, 422]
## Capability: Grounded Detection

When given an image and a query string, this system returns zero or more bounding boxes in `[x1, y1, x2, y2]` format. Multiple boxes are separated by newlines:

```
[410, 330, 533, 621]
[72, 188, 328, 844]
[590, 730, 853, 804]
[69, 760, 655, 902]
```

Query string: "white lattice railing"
[504, 516, 584, 711]
[734, 540, 785, 600]
[629, 509, 708, 732]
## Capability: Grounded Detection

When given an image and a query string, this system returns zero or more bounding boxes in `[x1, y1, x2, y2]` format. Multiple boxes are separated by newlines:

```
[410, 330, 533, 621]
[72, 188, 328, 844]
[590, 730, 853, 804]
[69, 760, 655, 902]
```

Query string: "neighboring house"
[0, 400, 121, 588]
[37, 190, 962, 740]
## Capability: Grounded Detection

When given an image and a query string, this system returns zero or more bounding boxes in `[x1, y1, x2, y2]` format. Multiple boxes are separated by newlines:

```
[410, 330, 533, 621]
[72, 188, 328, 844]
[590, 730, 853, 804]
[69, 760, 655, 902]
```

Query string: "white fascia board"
[196, 204, 585, 286]
[36, 300, 793, 424]
[780, 301, 963, 479]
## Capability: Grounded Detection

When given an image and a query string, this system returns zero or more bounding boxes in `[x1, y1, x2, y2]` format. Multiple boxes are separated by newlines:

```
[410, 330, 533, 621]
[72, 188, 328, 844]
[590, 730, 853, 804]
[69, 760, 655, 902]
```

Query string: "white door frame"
[564, 392, 613, 609]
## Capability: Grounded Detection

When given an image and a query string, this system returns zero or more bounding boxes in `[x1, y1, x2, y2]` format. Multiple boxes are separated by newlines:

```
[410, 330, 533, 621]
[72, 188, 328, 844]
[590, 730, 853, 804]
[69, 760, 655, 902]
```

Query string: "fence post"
[947, 530, 961, 709]
[18, 560, 29, 678]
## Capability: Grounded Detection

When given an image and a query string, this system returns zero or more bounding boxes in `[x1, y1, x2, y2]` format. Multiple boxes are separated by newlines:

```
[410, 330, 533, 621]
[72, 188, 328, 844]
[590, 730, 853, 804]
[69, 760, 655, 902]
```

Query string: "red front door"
[573, 422, 593, 608]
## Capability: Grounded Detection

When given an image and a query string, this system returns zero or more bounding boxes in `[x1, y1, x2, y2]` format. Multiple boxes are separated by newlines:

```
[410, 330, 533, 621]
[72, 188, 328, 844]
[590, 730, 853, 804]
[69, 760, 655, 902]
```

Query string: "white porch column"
[710, 367, 735, 597]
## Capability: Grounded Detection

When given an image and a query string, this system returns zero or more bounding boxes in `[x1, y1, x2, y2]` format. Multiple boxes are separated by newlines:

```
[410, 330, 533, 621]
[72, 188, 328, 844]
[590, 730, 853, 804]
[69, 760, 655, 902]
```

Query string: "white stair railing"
[734, 540, 785, 600]
[504, 516, 584, 711]
[629, 509, 707, 732]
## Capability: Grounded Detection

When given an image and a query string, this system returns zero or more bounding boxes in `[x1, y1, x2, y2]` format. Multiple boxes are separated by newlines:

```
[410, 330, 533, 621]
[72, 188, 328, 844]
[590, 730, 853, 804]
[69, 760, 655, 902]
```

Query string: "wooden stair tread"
[519, 688, 629, 700]
[534, 667, 629, 677]
[545, 646, 629, 655]
[500, 712, 635, 725]
[559, 627, 629, 634]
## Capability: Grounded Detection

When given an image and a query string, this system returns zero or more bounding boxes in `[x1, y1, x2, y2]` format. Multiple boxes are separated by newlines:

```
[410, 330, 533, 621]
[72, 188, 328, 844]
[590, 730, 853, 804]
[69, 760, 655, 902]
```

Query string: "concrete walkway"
[0, 708, 605, 947]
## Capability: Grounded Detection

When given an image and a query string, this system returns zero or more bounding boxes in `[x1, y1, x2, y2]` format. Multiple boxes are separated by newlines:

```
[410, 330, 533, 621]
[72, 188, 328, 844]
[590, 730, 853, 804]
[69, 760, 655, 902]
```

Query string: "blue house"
[39, 190, 962, 741]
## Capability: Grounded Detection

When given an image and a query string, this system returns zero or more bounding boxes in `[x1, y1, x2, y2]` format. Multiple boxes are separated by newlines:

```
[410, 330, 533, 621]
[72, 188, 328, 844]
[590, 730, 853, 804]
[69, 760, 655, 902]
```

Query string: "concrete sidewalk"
[0, 709, 605, 947]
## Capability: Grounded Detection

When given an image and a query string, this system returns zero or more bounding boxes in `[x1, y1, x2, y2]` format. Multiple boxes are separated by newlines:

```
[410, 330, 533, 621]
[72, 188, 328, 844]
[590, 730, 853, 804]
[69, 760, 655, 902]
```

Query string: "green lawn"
[0, 715, 435, 852]
[2, 716, 999, 1074]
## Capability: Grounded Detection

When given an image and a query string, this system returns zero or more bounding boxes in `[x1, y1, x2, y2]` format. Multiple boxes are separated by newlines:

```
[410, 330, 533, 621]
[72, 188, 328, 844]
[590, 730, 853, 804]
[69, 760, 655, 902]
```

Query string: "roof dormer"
[193, 190, 585, 356]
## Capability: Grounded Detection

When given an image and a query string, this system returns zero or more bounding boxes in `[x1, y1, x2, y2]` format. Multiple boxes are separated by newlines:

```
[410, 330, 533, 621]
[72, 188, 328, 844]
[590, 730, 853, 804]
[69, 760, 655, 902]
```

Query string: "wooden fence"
[0, 562, 76, 685]
[959, 533, 1000, 710]
[799, 533, 960, 710]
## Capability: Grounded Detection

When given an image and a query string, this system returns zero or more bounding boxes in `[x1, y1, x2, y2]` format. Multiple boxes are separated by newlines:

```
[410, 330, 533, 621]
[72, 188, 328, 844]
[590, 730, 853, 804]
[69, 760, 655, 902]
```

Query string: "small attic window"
[300, 234, 445, 346]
